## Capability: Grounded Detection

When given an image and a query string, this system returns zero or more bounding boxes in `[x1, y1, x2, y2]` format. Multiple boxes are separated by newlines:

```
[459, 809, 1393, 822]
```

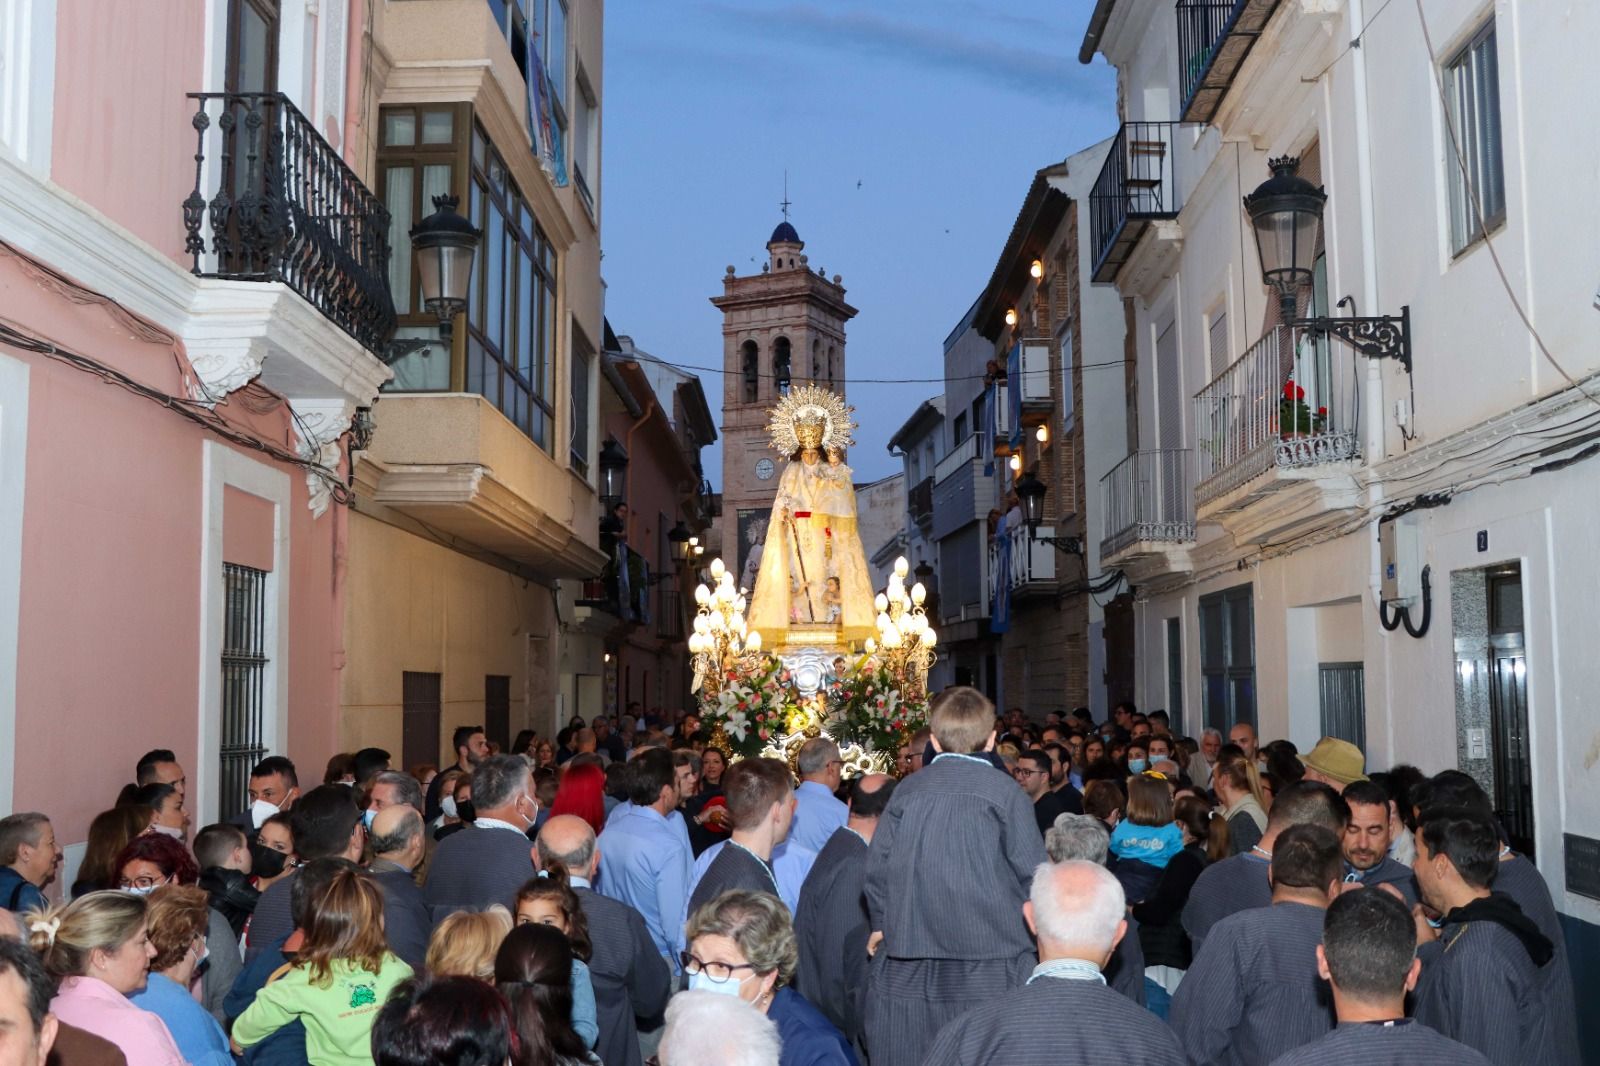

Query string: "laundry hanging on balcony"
[525, 33, 568, 186]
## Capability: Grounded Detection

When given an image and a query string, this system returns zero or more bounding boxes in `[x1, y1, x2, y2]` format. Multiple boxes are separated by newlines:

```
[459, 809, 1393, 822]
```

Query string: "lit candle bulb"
[695, 584, 711, 606]
[874, 593, 889, 613]
[920, 628, 937, 648]
[745, 629, 763, 652]
[894, 557, 910, 578]
[710, 558, 726, 580]
[911, 582, 926, 605]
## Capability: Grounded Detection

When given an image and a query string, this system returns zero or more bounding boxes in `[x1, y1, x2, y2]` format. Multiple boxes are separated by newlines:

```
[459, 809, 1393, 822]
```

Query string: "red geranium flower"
[1295, 385, 1305, 400]
[1283, 380, 1296, 398]
[1317, 406, 1328, 417]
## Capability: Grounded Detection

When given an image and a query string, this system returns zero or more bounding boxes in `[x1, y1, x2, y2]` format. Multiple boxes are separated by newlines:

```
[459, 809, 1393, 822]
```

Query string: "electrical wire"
[0, 319, 352, 506]
[1301, 0, 1400, 84]
[622, 347, 1129, 386]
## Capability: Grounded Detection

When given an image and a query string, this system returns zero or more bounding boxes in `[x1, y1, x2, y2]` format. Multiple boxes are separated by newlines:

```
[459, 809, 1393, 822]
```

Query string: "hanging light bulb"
[1009, 453, 1022, 473]
[1030, 259, 1043, 280]
[1036, 424, 1049, 444]
[1005, 309, 1017, 327]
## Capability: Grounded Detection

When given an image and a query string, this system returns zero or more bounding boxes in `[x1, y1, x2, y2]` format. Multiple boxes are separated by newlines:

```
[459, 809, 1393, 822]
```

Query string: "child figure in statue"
[824, 576, 843, 625]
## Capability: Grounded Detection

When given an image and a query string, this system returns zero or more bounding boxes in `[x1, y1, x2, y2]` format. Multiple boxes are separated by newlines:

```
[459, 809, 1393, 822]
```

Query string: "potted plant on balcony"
[1279, 380, 1328, 439]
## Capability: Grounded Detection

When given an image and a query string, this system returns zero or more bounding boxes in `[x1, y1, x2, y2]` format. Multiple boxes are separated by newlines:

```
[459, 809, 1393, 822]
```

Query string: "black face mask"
[456, 799, 476, 823]
[249, 842, 288, 880]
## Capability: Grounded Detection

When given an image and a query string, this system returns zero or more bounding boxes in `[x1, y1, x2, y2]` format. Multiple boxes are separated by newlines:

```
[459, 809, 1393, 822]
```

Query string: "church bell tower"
[710, 220, 858, 585]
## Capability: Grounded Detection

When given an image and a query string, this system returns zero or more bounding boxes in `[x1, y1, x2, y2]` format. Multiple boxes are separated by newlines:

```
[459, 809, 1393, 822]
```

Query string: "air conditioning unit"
[1379, 512, 1422, 606]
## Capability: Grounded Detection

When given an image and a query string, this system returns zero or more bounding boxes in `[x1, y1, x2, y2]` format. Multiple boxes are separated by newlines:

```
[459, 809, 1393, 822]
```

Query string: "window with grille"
[220, 564, 270, 821]
[1444, 21, 1505, 254]
[1199, 584, 1255, 731]
[1166, 617, 1184, 736]
[1318, 662, 1366, 750]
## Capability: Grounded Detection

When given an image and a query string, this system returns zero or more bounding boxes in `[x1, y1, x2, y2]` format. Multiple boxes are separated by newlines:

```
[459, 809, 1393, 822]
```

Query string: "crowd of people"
[0, 693, 1580, 1065]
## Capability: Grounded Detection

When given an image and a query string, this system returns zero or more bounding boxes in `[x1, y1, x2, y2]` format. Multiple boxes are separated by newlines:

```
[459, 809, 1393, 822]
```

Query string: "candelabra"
[687, 558, 764, 698]
[865, 556, 937, 701]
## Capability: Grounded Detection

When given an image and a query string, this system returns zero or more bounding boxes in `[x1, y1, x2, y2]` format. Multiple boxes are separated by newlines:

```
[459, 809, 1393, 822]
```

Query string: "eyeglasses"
[118, 875, 168, 890]
[680, 951, 759, 981]
[1012, 768, 1047, 779]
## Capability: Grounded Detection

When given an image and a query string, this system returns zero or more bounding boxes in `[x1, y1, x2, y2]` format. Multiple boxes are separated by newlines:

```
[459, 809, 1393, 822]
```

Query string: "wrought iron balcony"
[183, 92, 397, 355]
[1089, 122, 1183, 283]
[1100, 449, 1196, 558]
[987, 522, 1057, 605]
[1194, 326, 1361, 506]
[1178, 0, 1284, 124]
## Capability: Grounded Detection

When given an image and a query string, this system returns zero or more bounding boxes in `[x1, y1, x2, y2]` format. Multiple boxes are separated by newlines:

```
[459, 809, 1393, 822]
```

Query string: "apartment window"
[570, 331, 592, 475]
[485, 675, 511, 752]
[533, 0, 568, 109]
[572, 69, 598, 211]
[402, 673, 442, 772]
[220, 564, 270, 821]
[1206, 302, 1228, 377]
[952, 412, 967, 445]
[1444, 21, 1505, 254]
[1058, 322, 1075, 431]
[1165, 616, 1184, 737]
[468, 124, 559, 450]
[1199, 584, 1255, 731]
[1318, 662, 1366, 750]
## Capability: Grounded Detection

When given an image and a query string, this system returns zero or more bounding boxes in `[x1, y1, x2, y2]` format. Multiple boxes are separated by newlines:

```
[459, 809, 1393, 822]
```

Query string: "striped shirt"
[1181, 849, 1272, 953]
[1413, 917, 1559, 1065]
[1494, 855, 1580, 1065]
[1170, 900, 1335, 1066]
[1268, 1020, 1492, 1066]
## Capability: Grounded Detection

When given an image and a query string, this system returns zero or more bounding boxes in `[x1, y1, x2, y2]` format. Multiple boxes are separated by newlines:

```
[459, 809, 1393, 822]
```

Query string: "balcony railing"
[184, 92, 397, 355]
[935, 432, 981, 485]
[1101, 450, 1196, 557]
[1089, 121, 1183, 283]
[987, 523, 1057, 605]
[1177, 0, 1284, 124]
[909, 475, 934, 532]
[1194, 326, 1361, 504]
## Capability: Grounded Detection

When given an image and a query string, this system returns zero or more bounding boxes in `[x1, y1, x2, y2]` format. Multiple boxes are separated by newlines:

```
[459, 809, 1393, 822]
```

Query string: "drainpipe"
[1346, 0, 1394, 762]
[623, 397, 659, 542]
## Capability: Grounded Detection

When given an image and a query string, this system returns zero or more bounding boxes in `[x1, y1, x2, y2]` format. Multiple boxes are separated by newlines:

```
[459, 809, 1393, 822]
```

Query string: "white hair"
[1045, 814, 1109, 864]
[1029, 860, 1125, 955]
[1201, 728, 1223, 741]
[658, 990, 781, 1066]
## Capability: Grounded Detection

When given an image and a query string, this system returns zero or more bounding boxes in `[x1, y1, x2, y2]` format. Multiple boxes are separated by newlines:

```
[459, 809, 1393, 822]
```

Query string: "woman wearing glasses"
[682, 889, 856, 1066]
[112, 831, 243, 1023]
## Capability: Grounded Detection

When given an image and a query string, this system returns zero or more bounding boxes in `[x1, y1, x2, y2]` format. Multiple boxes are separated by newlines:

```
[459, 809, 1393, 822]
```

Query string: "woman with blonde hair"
[26, 890, 184, 1064]
[682, 889, 854, 1066]
[233, 867, 413, 1064]
[1212, 750, 1269, 855]
[127, 884, 232, 1065]
[426, 906, 513, 980]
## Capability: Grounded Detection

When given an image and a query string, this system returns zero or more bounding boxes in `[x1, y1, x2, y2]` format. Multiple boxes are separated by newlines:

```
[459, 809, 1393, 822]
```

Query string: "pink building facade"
[0, 0, 391, 890]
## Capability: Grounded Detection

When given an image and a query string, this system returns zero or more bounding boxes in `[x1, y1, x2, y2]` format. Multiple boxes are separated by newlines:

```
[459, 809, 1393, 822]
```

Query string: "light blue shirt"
[571, 958, 598, 1049]
[596, 803, 693, 972]
[687, 839, 818, 916]
[1027, 957, 1107, 986]
[127, 972, 232, 1066]
[790, 781, 849, 854]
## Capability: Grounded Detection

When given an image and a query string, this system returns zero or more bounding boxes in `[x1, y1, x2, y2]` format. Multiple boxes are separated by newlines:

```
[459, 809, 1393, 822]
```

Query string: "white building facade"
[1083, 0, 1600, 1005]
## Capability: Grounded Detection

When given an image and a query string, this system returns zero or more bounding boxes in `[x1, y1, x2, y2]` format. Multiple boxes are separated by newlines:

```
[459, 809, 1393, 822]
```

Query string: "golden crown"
[767, 385, 856, 455]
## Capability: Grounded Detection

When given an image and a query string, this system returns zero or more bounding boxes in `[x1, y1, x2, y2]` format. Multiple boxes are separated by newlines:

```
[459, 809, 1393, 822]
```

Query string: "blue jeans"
[1143, 976, 1172, 1020]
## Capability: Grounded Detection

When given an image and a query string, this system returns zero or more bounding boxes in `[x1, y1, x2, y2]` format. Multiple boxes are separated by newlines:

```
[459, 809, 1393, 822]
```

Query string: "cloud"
[701, 3, 1103, 100]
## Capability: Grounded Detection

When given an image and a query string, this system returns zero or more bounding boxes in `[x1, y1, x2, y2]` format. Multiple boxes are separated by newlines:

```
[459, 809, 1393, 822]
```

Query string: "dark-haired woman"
[373, 974, 516, 1066]
[495, 923, 599, 1066]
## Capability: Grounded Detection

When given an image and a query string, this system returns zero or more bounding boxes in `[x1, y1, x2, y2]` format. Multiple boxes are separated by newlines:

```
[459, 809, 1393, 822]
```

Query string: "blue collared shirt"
[128, 972, 233, 1066]
[1027, 957, 1107, 986]
[790, 780, 849, 854]
[597, 803, 693, 971]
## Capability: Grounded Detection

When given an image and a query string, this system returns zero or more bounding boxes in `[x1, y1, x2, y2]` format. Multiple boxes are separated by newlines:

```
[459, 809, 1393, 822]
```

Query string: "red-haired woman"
[549, 762, 607, 835]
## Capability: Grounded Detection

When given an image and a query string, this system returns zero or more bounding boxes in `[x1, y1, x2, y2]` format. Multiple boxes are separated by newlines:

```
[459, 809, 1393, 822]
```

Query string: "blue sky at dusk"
[600, 0, 1118, 483]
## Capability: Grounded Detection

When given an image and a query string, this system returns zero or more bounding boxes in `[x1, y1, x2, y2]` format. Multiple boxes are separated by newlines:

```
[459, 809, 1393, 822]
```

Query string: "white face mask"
[250, 799, 282, 829]
[440, 796, 458, 819]
[152, 824, 184, 841]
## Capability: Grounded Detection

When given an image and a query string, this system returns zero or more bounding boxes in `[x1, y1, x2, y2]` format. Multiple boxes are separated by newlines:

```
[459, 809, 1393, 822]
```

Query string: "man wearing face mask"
[424, 755, 541, 921]
[235, 757, 300, 836]
[923, 861, 1185, 1065]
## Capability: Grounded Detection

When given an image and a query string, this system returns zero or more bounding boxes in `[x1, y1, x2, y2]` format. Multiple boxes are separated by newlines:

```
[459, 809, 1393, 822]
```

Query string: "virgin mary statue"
[746, 386, 876, 644]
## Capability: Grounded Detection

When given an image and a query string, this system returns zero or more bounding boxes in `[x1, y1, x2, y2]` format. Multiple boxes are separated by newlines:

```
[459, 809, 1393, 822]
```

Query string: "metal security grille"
[1318, 662, 1366, 751]
[1199, 584, 1255, 731]
[220, 563, 270, 821]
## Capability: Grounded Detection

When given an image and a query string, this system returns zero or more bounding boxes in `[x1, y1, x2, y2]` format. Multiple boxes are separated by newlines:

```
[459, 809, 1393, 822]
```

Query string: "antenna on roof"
[780, 170, 792, 222]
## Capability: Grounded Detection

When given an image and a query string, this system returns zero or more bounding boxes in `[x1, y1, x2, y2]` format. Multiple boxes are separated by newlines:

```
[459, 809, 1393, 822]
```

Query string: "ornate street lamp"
[1013, 469, 1081, 557]
[1244, 157, 1412, 373]
[668, 520, 692, 562]
[598, 438, 629, 507]
[382, 194, 481, 365]
[412, 195, 480, 337]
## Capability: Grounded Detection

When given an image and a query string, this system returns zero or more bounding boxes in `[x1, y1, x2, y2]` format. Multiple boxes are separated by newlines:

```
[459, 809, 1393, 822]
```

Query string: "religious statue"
[746, 386, 877, 643]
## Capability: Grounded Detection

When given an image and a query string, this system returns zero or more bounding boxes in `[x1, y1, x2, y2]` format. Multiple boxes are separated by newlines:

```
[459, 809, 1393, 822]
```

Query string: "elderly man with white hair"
[923, 860, 1185, 1065]
[1042, 814, 1147, 1008]
[658, 989, 781, 1066]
